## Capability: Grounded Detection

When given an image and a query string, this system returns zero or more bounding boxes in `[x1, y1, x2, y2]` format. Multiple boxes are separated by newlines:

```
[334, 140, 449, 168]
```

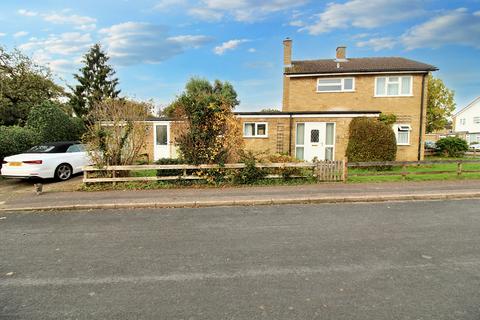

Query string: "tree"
[0, 47, 64, 126]
[170, 78, 243, 164]
[83, 99, 152, 167]
[69, 44, 120, 119]
[260, 108, 281, 113]
[427, 75, 455, 133]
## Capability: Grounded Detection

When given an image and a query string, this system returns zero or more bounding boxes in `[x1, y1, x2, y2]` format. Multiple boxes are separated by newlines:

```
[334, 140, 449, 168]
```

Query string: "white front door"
[154, 122, 170, 161]
[304, 122, 326, 161]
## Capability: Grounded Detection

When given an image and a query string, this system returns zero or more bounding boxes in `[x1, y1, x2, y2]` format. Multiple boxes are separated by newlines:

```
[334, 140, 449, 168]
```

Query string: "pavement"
[0, 179, 480, 212]
[1, 200, 480, 319]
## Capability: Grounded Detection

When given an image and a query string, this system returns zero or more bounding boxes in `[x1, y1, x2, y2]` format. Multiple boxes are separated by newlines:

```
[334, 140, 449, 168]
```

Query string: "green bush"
[27, 101, 85, 143]
[346, 118, 397, 162]
[436, 137, 468, 157]
[0, 126, 39, 160]
[155, 158, 187, 177]
[233, 151, 266, 184]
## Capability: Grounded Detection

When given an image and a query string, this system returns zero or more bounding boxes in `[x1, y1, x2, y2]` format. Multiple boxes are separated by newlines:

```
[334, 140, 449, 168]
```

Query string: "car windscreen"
[25, 144, 71, 153]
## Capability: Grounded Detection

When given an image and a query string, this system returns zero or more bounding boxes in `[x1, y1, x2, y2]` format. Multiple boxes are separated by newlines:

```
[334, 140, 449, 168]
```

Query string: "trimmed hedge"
[346, 117, 397, 162]
[27, 101, 85, 143]
[436, 137, 468, 157]
[0, 126, 39, 160]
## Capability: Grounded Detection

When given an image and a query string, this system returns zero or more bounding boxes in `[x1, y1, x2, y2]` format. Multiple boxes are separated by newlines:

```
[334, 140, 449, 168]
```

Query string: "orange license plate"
[8, 162, 22, 166]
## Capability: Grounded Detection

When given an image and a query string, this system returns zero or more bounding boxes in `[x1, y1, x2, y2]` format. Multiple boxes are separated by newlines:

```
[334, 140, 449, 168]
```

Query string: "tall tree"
[426, 75, 455, 133]
[69, 44, 120, 118]
[0, 47, 64, 126]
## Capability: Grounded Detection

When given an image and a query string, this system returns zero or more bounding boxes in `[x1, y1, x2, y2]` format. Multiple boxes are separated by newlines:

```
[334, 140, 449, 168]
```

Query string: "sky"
[0, 0, 479, 113]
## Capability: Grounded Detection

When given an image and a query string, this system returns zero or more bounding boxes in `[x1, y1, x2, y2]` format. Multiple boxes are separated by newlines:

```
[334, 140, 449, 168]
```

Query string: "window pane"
[296, 124, 305, 145]
[343, 78, 353, 90]
[244, 123, 254, 136]
[326, 123, 334, 145]
[318, 79, 342, 85]
[401, 77, 411, 95]
[389, 77, 399, 83]
[325, 147, 334, 161]
[376, 78, 386, 95]
[257, 124, 266, 136]
[397, 131, 409, 144]
[317, 85, 342, 92]
[311, 129, 319, 143]
[156, 125, 168, 145]
[295, 147, 304, 160]
[387, 83, 399, 96]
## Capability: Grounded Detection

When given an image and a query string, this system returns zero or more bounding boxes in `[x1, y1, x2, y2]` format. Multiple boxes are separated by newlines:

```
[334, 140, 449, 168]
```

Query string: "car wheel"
[55, 163, 73, 181]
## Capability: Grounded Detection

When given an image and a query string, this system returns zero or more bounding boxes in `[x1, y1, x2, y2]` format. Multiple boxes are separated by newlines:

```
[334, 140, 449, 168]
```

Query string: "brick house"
[144, 39, 437, 162]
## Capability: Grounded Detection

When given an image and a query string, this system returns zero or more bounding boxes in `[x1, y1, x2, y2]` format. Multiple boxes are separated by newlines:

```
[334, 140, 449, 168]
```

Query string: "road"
[1, 200, 480, 319]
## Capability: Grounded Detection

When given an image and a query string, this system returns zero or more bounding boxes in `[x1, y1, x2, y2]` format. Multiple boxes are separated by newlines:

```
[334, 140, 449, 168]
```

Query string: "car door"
[65, 144, 85, 173]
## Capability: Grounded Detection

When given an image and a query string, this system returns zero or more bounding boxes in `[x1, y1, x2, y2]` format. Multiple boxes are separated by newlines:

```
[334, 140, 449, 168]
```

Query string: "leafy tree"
[27, 101, 85, 143]
[260, 108, 281, 113]
[162, 78, 239, 118]
[69, 44, 120, 119]
[427, 75, 455, 133]
[0, 47, 64, 126]
[346, 118, 397, 162]
[0, 126, 39, 160]
[170, 77, 243, 164]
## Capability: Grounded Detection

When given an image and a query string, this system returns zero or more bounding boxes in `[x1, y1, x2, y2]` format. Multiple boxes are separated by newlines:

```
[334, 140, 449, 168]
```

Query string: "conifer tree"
[69, 44, 120, 118]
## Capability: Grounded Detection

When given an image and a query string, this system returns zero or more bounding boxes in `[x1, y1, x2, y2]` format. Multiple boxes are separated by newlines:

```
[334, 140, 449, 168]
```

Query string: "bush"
[27, 101, 85, 143]
[155, 158, 187, 177]
[261, 153, 304, 179]
[346, 118, 397, 162]
[233, 151, 266, 184]
[436, 137, 468, 157]
[0, 126, 39, 160]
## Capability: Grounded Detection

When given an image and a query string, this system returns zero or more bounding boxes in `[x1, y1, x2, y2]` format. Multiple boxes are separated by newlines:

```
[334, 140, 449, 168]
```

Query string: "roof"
[235, 111, 381, 116]
[285, 57, 438, 75]
[454, 96, 480, 116]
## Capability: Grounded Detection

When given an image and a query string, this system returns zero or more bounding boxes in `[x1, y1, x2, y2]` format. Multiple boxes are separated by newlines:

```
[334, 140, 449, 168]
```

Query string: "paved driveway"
[1, 200, 480, 319]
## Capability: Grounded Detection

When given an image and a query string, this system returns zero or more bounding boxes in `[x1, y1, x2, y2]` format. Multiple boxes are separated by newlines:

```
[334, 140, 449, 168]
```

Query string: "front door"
[304, 122, 326, 161]
[154, 123, 170, 161]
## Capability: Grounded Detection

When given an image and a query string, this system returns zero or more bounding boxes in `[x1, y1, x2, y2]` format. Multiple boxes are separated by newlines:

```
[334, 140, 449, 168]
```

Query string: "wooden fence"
[83, 160, 346, 184]
[346, 158, 480, 180]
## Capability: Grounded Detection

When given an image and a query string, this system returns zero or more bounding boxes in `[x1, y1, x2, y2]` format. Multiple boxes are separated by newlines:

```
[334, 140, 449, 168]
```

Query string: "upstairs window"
[375, 76, 412, 97]
[244, 122, 268, 138]
[460, 118, 466, 125]
[317, 78, 355, 93]
[474, 117, 480, 124]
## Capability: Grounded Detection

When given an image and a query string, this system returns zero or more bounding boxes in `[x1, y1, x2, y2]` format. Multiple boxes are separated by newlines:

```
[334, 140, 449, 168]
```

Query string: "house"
[453, 97, 480, 144]
[143, 39, 437, 162]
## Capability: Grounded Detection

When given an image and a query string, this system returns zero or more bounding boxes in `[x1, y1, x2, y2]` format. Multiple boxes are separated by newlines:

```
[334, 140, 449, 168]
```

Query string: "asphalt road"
[1, 200, 480, 319]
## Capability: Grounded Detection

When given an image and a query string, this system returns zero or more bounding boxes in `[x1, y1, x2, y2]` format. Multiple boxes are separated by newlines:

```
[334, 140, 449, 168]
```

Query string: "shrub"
[378, 113, 397, 126]
[27, 101, 85, 143]
[0, 126, 39, 160]
[436, 137, 468, 157]
[155, 158, 187, 177]
[261, 153, 304, 179]
[233, 151, 266, 184]
[346, 118, 397, 162]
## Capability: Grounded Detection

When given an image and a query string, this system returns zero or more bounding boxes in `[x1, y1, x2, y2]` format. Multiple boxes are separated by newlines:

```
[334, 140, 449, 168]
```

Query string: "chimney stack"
[283, 38, 292, 67]
[336, 46, 347, 60]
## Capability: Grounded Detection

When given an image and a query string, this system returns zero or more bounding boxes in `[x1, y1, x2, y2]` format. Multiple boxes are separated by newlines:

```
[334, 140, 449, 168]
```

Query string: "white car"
[470, 143, 480, 151]
[1, 141, 91, 181]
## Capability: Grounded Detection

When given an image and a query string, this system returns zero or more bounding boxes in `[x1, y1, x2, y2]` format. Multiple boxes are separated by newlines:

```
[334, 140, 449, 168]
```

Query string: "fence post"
[83, 168, 88, 183]
[315, 160, 321, 182]
[401, 164, 407, 180]
[343, 157, 348, 183]
[457, 161, 462, 176]
[112, 168, 116, 187]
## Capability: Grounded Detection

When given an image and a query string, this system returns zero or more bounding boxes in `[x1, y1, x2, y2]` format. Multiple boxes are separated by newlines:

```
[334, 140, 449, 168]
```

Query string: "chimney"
[336, 46, 347, 61]
[283, 38, 292, 67]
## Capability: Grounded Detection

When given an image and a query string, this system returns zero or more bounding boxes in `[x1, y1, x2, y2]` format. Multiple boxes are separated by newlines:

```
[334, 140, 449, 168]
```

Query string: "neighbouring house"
[453, 97, 480, 144]
[142, 39, 437, 162]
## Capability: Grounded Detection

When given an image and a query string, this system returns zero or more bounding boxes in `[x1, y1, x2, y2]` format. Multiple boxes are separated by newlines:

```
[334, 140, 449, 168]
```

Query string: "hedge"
[0, 126, 39, 160]
[436, 137, 468, 157]
[346, 117, 397, 162]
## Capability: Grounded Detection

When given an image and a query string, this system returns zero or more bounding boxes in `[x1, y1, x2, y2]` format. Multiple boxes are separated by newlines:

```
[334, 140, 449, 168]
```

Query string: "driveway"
[1, 200, 480, 319]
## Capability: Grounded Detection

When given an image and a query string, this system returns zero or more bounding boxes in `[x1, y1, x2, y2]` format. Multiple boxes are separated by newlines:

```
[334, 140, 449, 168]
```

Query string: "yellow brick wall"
[283, 73, 429, 161]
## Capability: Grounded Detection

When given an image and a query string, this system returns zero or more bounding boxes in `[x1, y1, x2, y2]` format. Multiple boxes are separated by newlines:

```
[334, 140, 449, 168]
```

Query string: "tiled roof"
[285, 57, 438, 75]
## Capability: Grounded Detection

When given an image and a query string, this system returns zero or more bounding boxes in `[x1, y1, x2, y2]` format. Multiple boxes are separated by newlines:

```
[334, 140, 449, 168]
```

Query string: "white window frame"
[375, 76, 413, 97]
[460, 118, 466, 125]
[243, 122, 268, 138]
[473, 117, 480, 124]
[316, 77, 355, 93]
[325, 122, 336, 161]
[393, 124, 412, 146]
[295, 123, 305, 160]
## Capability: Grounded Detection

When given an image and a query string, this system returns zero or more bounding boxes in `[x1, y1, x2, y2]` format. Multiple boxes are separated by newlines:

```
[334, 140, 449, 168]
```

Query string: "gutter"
[418, 73, 427, 161]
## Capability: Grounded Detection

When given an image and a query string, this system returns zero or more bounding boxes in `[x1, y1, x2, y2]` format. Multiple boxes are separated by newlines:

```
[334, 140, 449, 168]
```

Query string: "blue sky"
[0, 0, 479, 112]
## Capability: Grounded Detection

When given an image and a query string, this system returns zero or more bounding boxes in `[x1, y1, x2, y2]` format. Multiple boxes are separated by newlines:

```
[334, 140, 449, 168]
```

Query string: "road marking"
[1, 260, 479, 287]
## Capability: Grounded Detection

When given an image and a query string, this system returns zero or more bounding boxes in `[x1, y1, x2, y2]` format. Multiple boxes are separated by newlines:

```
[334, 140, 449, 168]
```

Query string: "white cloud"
[356, 37, 396, 51]
[13, 31, 29, 38]
[19, 32, 92, 56]
[18, 9, 38, 17]
[213, 39, 248, 55]
[154, 0, 187, 10]
[401, 8, 480, 49]
[42, 12, 97, 31]
[248, 48, 256, 53]
[99, 22, 212, 65]
[302, 0, 424, 35]
[289, 20, 304, 27]
[0, 33, 6, 37]
[190, 0, 308, 22]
